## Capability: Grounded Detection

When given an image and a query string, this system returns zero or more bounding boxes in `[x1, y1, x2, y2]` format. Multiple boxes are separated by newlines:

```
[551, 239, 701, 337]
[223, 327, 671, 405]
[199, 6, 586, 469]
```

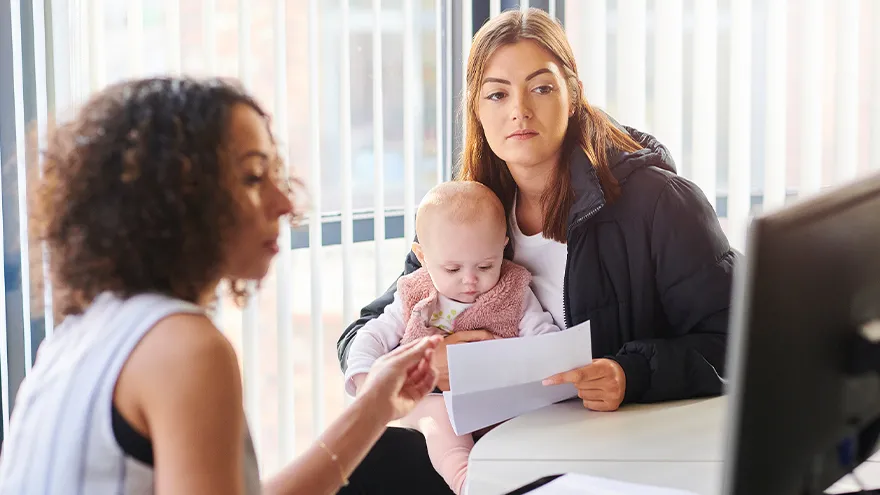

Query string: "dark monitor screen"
[722, 174, 880, 495]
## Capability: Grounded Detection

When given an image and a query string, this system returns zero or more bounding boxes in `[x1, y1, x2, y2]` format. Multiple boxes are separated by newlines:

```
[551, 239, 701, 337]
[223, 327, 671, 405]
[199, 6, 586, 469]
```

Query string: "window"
[1, 0, 878, 475]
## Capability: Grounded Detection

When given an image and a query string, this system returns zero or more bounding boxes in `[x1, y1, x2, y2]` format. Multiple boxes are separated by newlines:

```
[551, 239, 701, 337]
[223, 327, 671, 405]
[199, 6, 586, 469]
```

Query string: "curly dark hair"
[35, 77, 278, 316]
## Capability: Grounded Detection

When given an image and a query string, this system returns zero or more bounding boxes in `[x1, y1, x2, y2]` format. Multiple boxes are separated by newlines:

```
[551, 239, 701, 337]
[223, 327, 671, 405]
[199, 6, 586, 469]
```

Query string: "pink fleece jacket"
[398, 260, 533, 346]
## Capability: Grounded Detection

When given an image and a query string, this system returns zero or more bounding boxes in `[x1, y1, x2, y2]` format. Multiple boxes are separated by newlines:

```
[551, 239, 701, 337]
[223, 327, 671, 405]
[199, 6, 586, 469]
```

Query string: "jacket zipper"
[562, 204, 604, 329]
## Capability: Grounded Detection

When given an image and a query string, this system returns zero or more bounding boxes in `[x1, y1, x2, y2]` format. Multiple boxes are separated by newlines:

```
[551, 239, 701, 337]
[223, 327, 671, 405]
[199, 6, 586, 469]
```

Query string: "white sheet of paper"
[442, 321, 592, 435]
[527, 473, 699, 495]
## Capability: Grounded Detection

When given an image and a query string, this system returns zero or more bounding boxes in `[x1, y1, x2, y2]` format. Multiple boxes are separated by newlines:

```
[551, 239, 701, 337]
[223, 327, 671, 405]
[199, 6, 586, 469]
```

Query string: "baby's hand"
[352, 373, 368, 394]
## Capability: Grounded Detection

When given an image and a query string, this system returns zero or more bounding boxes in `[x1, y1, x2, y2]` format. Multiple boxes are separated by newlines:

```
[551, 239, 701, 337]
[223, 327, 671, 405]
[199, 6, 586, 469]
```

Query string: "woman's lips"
[507, 129, 538, 140]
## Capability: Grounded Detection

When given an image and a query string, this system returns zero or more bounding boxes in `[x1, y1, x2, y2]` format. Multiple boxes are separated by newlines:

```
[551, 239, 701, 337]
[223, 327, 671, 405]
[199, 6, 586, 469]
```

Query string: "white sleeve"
[343, 291, 407, 396]
[518, 288, 562, 337]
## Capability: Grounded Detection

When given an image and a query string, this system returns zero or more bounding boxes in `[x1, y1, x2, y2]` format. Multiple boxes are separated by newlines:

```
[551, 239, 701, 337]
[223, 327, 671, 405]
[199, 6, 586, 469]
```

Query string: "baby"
[345, 181, 560, 495]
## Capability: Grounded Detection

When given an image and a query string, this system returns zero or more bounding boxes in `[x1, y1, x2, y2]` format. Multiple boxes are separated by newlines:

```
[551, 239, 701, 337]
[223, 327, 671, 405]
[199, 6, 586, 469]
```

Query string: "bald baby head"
[415, 181, 507, 245]
[412, 181, 509, 303]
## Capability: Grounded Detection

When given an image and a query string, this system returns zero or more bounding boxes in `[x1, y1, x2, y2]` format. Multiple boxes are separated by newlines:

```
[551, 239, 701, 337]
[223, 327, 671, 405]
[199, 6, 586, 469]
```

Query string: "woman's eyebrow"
[238, 150, 270, 162]
[481, 68, 553, 86]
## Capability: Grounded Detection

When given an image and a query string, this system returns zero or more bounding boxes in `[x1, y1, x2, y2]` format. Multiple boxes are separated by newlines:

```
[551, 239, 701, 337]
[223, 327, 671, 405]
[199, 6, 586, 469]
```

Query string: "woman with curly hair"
[0, 77, 442, 495]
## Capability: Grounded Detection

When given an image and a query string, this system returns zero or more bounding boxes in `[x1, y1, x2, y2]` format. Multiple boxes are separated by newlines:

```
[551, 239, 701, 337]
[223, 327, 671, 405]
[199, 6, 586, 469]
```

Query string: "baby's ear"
[412, 242, 426, 265]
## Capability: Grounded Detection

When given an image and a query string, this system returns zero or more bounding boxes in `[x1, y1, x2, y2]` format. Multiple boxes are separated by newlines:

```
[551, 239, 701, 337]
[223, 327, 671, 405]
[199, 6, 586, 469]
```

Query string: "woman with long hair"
[339, 9, 734, 494]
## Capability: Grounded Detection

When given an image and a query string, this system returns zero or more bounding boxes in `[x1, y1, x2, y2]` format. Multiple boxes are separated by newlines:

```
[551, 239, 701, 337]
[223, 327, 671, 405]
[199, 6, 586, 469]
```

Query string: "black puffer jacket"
[337, 127, 736, 403]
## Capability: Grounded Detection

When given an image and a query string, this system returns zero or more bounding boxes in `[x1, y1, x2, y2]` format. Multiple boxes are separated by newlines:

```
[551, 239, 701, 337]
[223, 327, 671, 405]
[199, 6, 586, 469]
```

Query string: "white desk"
[468, 397, 880, 495]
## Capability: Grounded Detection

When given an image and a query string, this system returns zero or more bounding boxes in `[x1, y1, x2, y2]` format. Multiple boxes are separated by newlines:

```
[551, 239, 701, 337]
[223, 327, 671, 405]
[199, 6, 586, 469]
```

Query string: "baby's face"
[418, 217, 507, 304]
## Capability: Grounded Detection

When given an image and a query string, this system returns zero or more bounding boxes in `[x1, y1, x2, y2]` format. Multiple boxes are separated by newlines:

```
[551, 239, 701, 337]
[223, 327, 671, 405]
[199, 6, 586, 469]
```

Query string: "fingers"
[577, 388, 611, 402]
[576, 377, 622, 396]
[411, 351, 437, 381]
[407, 350, 436, 384]
[542, 361, 610, 386]
[580, 362, 610, 381]
[405, 357, 428, 384]
[402, 353, 439, 397]
[537, 360, 625, 410]
[542, 368, 587, 386]
[388, 335, 441, 358]
[541, 373, 562, 386]
[577, 379, 624, 411]
[422, 348, 435, 370]
[407, 374, 436, 400]
[405, 347, 433, 372]
[413, 365, 439, 396]
[386, 336, 442, 368]
[582, 399, 618, 412]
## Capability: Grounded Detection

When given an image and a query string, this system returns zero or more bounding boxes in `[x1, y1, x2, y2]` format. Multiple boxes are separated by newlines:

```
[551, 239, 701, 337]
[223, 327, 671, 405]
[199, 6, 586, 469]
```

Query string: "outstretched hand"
[359, 336, 443, 420]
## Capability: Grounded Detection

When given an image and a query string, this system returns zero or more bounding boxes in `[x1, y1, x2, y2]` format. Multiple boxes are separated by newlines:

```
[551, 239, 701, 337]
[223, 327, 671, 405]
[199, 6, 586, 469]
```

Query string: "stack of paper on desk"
[442, 321, 592, 435]
[525, 473, 699, 494]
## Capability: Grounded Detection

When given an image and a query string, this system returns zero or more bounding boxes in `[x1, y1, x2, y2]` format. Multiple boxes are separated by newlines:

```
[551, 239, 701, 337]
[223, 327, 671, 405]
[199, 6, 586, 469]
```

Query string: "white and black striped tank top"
[0, 292, 261, 494]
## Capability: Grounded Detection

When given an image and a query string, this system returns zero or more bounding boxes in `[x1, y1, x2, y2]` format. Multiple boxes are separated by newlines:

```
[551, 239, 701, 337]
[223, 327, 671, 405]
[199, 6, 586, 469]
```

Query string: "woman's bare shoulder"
[133, 313, 239, 380]
[116, 312, 243, 434]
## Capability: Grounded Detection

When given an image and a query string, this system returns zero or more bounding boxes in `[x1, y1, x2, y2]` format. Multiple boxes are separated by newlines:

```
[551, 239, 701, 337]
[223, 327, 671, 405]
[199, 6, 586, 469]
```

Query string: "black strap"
[111, 403, 154, 466]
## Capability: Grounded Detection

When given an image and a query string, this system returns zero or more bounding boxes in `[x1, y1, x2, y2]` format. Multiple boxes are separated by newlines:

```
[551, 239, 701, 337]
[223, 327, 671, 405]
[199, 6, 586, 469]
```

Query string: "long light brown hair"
[457, 8, 642, 242]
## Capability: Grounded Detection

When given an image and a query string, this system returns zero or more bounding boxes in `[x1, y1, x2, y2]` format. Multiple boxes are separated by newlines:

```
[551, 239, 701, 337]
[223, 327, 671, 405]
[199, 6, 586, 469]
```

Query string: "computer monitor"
[722, 173, 880, 495]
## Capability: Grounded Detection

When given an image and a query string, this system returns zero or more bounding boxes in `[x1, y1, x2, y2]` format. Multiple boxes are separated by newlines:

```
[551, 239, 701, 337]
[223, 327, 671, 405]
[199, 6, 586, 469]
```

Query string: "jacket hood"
[611, 125, 677, 180]
[568, 123, 677, 226]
